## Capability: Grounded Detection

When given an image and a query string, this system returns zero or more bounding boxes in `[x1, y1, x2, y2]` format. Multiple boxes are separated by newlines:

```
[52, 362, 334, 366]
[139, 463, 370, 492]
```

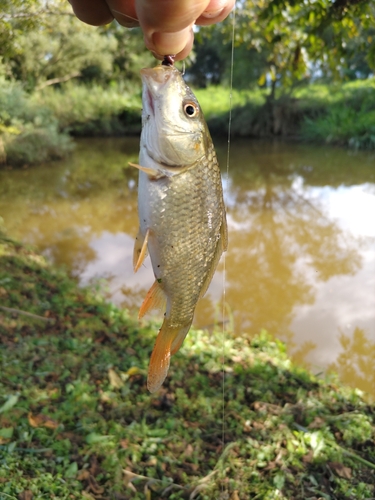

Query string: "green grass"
[0, 233, 374, 499]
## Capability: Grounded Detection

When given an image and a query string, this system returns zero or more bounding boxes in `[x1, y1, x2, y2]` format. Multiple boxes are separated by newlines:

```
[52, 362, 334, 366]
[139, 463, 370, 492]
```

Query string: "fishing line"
[221, 0, 236, 481]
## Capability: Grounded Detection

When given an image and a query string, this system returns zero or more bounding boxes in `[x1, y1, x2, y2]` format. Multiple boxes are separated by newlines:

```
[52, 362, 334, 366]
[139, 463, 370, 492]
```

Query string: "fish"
[131, 63, 228, 393]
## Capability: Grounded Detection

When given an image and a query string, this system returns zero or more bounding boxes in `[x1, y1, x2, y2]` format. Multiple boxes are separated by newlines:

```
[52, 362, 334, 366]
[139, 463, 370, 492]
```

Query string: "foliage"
[300, 79, 375, 148]
[194, 79, 375, 148]
[0, 234, 374, 498]
[33, 83, 142, 136]
[0, 74, 73, 166]
[0, 0, 153, 91]
[216, 0, 375, 95]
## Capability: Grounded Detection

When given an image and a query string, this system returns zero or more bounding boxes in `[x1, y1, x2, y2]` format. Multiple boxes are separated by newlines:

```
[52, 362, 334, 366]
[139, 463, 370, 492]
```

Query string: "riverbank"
[1, 233, 374, 499]
[1, 78, 375, 167]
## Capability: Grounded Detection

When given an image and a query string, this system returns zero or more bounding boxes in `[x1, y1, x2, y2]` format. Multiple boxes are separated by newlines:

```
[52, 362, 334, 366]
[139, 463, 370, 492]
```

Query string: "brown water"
[1, 137, 374, 398]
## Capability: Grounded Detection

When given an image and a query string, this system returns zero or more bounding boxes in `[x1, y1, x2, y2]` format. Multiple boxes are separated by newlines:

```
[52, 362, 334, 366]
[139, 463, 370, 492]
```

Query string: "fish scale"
[132, 64, 227, 392]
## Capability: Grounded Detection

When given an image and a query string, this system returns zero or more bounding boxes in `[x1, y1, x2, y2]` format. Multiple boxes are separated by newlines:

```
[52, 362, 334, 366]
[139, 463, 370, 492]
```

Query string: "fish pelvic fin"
[138, 279, 166, 319]
[147, 320, 191, 393]
[133, 228, 149, 272]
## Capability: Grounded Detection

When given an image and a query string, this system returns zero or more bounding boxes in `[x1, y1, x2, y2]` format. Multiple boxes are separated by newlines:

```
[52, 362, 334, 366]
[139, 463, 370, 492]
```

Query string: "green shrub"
[33, 83, 142, 136]
[302, 105, 375, 149]
[0, 77, 73, 166]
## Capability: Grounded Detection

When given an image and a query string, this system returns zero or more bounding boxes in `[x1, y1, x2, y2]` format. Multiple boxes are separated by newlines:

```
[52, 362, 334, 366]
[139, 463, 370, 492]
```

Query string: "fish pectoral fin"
[138, 279, 166, 319]
[133, 228, 149, 272]
[148, 321, 189, 393]
[129, 162, 159, 179]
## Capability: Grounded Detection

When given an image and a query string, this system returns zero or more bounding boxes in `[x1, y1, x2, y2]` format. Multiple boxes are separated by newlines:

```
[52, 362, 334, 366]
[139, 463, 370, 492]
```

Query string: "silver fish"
[131, 64, 227, 393]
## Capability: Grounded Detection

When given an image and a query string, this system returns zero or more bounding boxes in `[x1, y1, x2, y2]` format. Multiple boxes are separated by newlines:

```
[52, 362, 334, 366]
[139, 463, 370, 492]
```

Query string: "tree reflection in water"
[196, 142, 362, 356]
[329, 328, 375, 399]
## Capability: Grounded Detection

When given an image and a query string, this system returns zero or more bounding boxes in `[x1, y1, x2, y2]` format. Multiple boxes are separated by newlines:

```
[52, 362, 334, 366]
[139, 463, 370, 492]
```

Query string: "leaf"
[28, 413, 59, 429]
[0, 427, 14, 439]
[329, 462, 352, 479]
[18, 491, 33, 500]
[85, 432, 111, 444]
[0, 394, 19, 414]
[127, 366, 141, 376]
[65, 461, 78, 478]
[258, 73, 267, 86]
[108, 368, 123, 388]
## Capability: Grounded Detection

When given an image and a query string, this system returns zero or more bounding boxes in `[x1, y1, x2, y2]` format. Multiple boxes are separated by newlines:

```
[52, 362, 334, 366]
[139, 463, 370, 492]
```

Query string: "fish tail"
[147, 320, 191, 393]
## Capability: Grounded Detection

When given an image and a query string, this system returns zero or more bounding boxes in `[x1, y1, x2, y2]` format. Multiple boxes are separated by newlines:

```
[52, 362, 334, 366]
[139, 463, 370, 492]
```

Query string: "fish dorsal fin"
[198, 217, 227, 299]
[170, 322, 192, 355]
[133, 228, 149, 273]
[221, 209, 228, 252]
[138, 279, 166, 319]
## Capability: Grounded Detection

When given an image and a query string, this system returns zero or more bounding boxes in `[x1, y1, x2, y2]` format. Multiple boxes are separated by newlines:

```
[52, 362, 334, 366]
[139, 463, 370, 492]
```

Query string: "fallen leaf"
[127, 366, 141, 376]
[302, 450, 314, 463]
[308, 417, 325, 429]
[81, 492, 95, 500]
[77, 470, 90, 481]
[230, 491, 240, 500]
[108, 368, 123, 388]
[88, 474, 104, 494]
[18, 491, 33, 500]
[329, 462, 352, 479]
[183, 444, 194, 458]
[28, 413, 59, 429]
[120, 439, 129, 449]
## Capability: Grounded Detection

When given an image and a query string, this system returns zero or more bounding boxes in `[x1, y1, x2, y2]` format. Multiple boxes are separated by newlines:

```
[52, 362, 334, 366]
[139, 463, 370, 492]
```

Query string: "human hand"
[68, 0, 234, 60]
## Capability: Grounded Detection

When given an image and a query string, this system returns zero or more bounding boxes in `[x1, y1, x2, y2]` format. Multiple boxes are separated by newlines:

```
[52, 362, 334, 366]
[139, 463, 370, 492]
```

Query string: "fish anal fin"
[133, 228, 149, 272]
[138, 280, 166, 319]
[147, 320, 175, 393]
[170, 322, 191, 355]
[148, 320, 192, 393]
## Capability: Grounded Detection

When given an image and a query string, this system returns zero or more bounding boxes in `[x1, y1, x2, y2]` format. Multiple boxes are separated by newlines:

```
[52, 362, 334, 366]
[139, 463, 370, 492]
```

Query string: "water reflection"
[329, 328, 375, 397]
[0, 138, 374, 398]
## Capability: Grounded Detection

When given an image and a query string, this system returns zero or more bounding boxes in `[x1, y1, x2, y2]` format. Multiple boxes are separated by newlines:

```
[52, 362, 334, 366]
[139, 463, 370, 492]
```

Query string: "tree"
[0, 0, 152, 90]
[223, 0, 375, 95]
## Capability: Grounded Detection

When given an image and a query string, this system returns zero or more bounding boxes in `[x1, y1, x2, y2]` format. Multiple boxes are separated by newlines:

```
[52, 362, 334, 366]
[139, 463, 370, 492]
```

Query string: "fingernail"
[201, 7, 224, 18]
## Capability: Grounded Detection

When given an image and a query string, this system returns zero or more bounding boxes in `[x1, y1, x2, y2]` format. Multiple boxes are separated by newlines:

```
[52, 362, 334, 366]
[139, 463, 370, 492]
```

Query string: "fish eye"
[183, 102, 199, 118]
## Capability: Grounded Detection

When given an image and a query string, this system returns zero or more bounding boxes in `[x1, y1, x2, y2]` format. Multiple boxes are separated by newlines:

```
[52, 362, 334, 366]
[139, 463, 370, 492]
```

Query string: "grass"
[0, 233, 375, 499]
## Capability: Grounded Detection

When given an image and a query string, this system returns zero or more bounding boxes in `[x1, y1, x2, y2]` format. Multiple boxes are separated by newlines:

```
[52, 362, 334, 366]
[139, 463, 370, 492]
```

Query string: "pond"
[1, 137, 374, 399]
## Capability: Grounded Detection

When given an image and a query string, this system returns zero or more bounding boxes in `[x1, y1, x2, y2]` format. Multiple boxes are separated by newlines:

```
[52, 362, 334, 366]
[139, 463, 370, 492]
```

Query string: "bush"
[0, 77, 73, 166]
[32, 83, 142, 136]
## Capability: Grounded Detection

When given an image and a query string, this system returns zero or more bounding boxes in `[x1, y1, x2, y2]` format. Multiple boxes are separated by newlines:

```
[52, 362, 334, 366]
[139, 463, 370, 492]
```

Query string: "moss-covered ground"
[0, 234, 374, 499]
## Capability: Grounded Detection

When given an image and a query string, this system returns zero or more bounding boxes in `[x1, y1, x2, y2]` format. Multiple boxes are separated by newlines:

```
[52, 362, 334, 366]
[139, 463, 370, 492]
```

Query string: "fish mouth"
[141, 66, 175, 115]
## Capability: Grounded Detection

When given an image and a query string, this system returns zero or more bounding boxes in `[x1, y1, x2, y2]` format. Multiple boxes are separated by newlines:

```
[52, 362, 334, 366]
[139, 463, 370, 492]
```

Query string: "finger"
[68, 0, 114, 25]
[105, 0, 140, 28]
[135, 0, 211, 33]
[149, 27, 194, 61]
[196, 0, 235, 26]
